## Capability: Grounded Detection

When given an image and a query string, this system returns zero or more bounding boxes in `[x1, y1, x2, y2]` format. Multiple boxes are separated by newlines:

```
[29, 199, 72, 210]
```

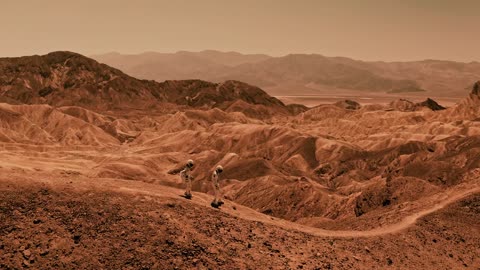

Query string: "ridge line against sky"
[88, 50, 480, 64]
[1, 0, 479, 62]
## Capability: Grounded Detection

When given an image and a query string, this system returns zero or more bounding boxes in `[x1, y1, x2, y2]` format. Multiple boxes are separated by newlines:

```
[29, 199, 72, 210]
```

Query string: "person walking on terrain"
[180, 159, 195, 199]
[210, 165, 224, 208]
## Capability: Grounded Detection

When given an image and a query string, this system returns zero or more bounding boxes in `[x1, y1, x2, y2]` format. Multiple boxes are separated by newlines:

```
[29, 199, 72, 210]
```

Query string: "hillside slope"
[0, 172, 478, 269]
[0, 52, 299, 117]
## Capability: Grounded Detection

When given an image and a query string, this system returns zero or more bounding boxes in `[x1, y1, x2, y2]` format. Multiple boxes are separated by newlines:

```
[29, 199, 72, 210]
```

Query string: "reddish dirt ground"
[0, 172, 479, 270]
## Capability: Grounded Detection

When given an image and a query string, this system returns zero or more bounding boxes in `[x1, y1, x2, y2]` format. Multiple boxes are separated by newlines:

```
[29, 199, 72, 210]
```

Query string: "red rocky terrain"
[0, 52, 479, 269]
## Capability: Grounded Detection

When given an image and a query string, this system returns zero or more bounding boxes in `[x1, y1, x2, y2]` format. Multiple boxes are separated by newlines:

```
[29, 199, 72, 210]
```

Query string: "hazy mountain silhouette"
[93, 51, 480, 97]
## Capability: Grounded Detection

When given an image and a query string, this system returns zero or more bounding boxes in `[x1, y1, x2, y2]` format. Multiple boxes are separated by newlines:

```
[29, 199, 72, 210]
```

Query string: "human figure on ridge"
[210, 165, 224, 208]
[180, 159, 195, 199]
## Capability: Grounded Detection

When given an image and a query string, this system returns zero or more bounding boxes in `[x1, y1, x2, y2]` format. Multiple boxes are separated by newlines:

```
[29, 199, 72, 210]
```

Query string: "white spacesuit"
[211, 165, 224, 208]
[180, 159, 195, 199]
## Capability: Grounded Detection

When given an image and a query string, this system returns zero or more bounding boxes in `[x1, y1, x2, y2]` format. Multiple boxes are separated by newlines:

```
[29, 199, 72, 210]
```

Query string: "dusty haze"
[1, 0, 479, 62]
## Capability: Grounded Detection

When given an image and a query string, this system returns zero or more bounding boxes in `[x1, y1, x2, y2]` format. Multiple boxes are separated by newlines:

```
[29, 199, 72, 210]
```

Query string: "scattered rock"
[73, 234, 81, 244]
[23, 249, 31, 259]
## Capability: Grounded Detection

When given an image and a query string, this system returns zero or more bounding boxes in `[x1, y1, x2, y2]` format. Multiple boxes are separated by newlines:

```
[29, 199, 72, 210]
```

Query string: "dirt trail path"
[6, 172, 477, 239]
[118, 182, 480, 238]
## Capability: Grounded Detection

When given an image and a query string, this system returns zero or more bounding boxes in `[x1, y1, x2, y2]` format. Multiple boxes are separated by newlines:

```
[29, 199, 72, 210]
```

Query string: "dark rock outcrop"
[389, 98, 446, 112]
[472, 81, 480, 96]
[417, 98, 446, 111]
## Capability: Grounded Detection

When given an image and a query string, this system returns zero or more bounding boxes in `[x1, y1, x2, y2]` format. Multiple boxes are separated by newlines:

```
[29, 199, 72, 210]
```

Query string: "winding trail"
[1, 171, 479, 239]
[118, 182, 480, 238]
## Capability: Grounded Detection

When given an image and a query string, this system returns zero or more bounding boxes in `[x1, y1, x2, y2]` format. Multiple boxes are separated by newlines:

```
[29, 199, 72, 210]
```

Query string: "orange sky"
[1, 0, 479, 62]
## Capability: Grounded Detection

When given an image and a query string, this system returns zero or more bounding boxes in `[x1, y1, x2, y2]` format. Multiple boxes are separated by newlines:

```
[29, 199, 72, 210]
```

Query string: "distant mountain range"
[92, 50, 480, 97]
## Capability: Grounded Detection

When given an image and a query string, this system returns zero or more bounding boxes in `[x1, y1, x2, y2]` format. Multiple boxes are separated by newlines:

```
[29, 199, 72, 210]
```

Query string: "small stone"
[23, 260, 30, 267]
[40, 249, 49, 256]
[365, 246, 370, 253]
[33, 219, 41, 224]
[387, 258, 393, 265]
[23, 249, 31, 258]
[73, 234, 81, 244]
[247, 243, 252, 248]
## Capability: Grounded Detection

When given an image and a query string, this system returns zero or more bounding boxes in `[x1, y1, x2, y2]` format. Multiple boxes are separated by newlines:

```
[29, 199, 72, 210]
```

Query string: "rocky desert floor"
[0, 167, 479, 269]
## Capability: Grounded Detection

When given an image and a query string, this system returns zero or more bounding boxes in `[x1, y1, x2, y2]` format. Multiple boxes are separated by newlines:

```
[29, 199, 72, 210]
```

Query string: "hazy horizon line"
[2, 49, 479, 64]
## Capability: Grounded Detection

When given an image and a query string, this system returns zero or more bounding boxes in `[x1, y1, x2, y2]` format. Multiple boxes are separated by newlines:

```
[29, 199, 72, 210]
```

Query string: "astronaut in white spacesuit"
[210, 165, 224, 208]
[180, 159, 195, 199]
